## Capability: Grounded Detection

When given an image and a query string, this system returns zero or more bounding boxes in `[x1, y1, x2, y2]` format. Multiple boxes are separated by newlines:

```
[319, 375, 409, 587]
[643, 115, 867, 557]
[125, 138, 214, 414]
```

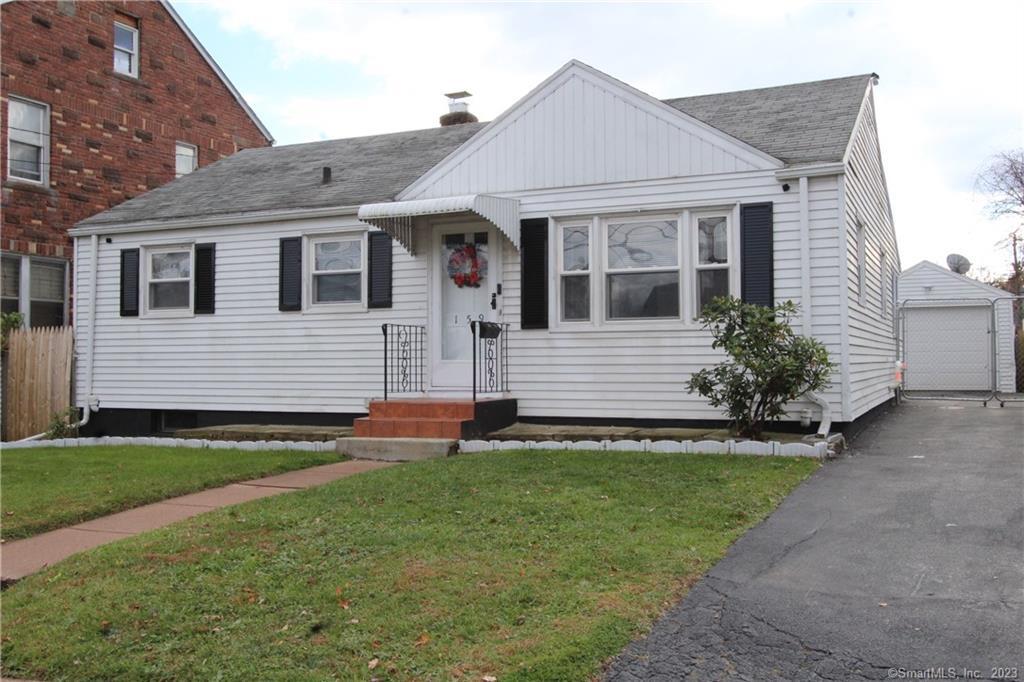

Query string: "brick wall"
[1, 0, 271, 260]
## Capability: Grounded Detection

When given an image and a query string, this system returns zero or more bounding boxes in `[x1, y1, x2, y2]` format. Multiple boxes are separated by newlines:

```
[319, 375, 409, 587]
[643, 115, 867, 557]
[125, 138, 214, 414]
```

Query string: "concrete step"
[337, 437, 458, 462]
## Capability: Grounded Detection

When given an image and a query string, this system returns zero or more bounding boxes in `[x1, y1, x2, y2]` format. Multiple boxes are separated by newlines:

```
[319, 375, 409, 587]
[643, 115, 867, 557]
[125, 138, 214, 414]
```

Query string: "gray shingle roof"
[78, 74, 872, 228]
[664, 74, 874, 165]
[78, 123, 485, 227]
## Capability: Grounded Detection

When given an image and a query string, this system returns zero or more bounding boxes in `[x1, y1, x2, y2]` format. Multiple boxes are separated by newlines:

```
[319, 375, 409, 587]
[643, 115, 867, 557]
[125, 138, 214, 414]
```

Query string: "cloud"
[198, 0, 1023, 273]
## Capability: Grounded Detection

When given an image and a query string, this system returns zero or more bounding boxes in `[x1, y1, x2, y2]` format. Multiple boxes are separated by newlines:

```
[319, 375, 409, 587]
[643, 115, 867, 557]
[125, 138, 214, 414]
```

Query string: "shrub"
[1, 311, 24, 351]
[687, 297, 834, 439]
[45, 406, 81, 440]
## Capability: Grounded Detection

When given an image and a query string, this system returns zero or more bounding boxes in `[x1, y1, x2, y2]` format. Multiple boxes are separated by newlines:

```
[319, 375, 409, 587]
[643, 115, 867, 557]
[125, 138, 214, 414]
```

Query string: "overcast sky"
[175, 0, 1023, 276]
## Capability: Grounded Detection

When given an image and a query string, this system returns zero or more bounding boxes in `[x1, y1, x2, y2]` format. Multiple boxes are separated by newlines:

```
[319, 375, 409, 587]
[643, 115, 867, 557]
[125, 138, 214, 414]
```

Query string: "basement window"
[113, 21, 139, 78]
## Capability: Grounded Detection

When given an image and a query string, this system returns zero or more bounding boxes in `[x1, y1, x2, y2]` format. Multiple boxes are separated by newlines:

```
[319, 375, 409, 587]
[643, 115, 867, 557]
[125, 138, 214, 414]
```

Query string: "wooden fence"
[2, 327, 74, 441]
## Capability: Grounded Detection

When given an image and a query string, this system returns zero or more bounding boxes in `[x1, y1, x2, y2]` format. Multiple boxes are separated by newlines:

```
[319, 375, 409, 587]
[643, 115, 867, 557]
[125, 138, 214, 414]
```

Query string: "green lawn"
[1, 450, 818, 682]
[0, 446, 343, 541]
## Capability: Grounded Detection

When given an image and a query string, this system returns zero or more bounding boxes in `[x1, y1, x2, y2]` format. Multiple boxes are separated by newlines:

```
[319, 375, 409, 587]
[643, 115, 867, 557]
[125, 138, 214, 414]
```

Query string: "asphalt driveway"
[606, 400, 1024, 681]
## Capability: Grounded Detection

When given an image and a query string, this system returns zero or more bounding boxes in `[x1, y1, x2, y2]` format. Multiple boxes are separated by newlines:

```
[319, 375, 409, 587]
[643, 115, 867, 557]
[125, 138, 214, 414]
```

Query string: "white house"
[69, 61, 900, 437]
[898, 260, 1017, 393]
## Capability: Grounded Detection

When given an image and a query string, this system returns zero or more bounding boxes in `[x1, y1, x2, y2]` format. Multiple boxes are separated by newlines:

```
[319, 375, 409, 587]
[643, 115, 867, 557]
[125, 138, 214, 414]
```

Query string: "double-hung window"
[175, 142, 197, 178]
[113, 21, 139, 77]
[147, 247, 192, 312]
[695, 214, 730, 313]
[1, 255, 68, 326]
[559, 223, 591, 321]
[311, 236, 363, 305]
[1, 255, 21, 315]
[605, 218, 680, 319]
[7, 97, 49, 184]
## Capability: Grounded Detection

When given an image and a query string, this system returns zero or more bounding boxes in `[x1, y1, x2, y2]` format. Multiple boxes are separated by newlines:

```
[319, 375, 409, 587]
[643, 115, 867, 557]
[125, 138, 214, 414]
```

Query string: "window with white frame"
[175, 142, 197, 178]
[1, 255, 67, 326]
[147, 247, 192, 311]
[7, 97, 49, 183]
[30, 260, 67, 327]
[113, 21, 139, 77]
[2, 255, 22, 315]
[605, 218, 679, 319]
[559, 223, 590, 321]
[311, 236, 363, 304]
[695, 214, 731, 313]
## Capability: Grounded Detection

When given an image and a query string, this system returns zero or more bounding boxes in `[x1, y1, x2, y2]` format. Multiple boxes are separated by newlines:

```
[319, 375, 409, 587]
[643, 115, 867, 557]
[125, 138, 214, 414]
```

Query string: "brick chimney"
[440, 91, 478, 126]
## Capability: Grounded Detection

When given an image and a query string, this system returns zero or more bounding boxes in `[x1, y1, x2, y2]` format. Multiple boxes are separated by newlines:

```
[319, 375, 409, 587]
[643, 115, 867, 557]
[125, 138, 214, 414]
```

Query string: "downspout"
[797, 175, 833, 437]
[14, 234, 99, 442]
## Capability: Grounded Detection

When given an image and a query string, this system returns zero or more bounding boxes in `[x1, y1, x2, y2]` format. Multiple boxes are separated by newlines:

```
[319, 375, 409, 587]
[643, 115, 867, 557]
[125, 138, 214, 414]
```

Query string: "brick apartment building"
[1, 0, 272, 326]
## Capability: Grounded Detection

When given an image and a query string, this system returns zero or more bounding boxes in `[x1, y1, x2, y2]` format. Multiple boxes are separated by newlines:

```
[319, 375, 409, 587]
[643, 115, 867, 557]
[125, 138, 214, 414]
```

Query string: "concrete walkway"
[605, 400, 1024, 680]
[0, 459, 392, 583]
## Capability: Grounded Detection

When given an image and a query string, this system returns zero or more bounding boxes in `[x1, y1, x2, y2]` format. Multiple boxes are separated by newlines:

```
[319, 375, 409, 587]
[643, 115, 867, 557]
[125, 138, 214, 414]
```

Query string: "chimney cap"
[445, 91, 472, 100]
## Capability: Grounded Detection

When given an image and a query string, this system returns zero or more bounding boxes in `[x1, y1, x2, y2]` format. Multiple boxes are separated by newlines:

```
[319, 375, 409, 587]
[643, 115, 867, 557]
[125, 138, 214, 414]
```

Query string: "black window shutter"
[367, 232, 393, 309]
[740, 202, 774, 307]
[194, 243, 216, 314]
[520, 218, 549, 329]
[278, 237, 302, 311]
[119, 248, 140, 317]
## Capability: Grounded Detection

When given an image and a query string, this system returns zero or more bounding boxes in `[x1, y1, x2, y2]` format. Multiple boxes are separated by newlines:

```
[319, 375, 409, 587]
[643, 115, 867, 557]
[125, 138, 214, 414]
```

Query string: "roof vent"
[440, 91, 478, 127]
[322, 166, 332, 184]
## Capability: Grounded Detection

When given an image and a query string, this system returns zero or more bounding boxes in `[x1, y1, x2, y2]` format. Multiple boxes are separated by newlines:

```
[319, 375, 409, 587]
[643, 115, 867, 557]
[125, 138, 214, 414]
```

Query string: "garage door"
[904, 306, 991, 390]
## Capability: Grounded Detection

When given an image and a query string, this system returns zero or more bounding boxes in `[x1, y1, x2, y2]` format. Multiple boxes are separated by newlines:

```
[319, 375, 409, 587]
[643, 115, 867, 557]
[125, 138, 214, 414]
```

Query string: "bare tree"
[978, 149, 1024, 221]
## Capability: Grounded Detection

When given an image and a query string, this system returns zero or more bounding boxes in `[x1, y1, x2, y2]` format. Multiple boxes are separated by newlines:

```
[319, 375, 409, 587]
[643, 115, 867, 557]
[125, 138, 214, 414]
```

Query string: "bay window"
[553, 209, 736, 327]
[311, 236, 363, 304]
[559, 223, 590, 321]
[606, 218, 679, 319]
[695, 215, 730, 312]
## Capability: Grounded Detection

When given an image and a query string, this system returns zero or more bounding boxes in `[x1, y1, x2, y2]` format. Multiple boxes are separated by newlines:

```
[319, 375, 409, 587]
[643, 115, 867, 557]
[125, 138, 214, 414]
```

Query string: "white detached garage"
[898, 261, 1017, 393]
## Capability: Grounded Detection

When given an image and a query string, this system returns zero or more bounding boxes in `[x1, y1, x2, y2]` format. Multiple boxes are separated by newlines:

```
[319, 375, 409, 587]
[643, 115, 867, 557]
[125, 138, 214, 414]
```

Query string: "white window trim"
[548, 206, 738, 332]
[556, 220, 594, 324]
[1, 254, 69, 328]
[113, 21, 140, 78]
[175, 141, 198, 178]
[304, 231, 368, 312]
[6, 95, 50, 185]
[692, 211, 734, 319]
[141, 244, 195, 318]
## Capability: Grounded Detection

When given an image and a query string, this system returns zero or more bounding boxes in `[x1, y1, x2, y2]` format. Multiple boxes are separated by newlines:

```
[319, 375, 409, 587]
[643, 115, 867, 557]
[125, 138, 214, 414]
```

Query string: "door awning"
[357, 194, 520, 256]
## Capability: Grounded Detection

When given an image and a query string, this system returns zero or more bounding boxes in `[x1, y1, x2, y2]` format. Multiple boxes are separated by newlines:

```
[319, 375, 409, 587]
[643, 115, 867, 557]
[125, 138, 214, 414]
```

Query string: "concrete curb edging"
[0, 436, 336, 452]
[458, 438, 830, 458]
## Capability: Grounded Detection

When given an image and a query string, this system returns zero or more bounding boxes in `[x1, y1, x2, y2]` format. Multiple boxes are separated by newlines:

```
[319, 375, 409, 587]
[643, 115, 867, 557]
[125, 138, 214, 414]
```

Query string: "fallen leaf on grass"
[368, 658, 380, 670]
[415, 632, 431, 647]
[483, 676, 498, 681]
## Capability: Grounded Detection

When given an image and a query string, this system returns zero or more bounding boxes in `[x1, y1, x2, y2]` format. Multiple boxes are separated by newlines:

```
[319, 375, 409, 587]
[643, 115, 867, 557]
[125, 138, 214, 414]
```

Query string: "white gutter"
[14, 235, 100, 442]
[797, 175, 834, 437]
[775, 162, 845, 180]
[69, 204, 363, 237]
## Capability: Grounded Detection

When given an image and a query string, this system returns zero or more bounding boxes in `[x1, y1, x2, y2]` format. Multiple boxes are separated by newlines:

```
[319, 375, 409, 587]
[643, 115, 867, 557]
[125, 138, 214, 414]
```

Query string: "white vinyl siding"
[402, 69, 777, 201]
[898, 262, 1016, 393]
[842, 87, 901, 420]
[74, 168, 846, 422]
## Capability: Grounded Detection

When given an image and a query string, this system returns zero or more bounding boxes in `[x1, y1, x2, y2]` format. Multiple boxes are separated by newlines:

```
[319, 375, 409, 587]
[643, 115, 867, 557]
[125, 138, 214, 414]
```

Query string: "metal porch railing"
[470, 321, 509, 402]
[381, 323, 425, 400]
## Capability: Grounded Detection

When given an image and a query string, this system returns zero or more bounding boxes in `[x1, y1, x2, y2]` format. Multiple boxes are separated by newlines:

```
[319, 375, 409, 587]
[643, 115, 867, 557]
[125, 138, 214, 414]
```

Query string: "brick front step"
[354, 417, 467, 439]
[356, 398, 518, 439]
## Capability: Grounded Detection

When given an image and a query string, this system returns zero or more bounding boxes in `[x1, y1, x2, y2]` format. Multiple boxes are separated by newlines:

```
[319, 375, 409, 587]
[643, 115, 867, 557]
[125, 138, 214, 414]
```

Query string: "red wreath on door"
[447, 243, 487, 288]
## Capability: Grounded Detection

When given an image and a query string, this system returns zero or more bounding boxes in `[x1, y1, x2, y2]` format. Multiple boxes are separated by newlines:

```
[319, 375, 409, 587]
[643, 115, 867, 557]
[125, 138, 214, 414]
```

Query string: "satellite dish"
[946, 254, 971, 274]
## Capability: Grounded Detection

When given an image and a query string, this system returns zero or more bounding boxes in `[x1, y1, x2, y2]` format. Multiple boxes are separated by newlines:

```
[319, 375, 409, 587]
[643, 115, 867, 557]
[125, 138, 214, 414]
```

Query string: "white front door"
[431, 223, 501, 388]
